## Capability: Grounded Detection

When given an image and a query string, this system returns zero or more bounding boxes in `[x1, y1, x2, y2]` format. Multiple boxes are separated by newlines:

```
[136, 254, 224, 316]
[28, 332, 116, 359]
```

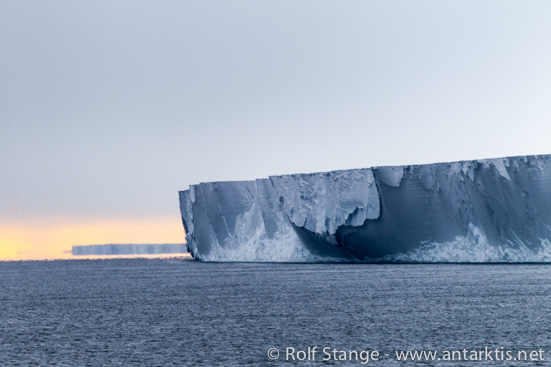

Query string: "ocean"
[1, 259, 550, 366]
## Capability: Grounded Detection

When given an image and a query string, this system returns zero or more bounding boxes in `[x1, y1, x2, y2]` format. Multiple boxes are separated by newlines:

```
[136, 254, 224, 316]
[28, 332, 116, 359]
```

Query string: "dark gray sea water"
[1, 259, 550, 366]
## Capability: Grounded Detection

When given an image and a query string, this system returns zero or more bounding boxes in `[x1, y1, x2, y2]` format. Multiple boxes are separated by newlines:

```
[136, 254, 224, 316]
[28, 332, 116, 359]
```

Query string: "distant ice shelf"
[72, 244, 187, 256]
[179, 155, 551, 262]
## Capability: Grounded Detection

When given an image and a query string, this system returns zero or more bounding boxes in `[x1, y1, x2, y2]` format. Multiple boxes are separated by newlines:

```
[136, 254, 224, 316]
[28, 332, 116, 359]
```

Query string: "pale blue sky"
[2, 1, 551, 224]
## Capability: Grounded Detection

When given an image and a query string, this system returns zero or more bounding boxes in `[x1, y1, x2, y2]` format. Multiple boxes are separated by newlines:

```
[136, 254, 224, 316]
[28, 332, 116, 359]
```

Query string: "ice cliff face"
[179, 155, 551, 262]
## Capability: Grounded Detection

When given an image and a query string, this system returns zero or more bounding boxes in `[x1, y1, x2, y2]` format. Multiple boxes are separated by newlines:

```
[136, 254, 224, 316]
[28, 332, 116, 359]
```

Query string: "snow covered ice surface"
[179, 155, 551, 262]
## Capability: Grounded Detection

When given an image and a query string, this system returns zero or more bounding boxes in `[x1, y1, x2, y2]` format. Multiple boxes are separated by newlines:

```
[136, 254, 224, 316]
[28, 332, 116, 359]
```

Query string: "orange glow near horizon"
[0, 217, 188, 261]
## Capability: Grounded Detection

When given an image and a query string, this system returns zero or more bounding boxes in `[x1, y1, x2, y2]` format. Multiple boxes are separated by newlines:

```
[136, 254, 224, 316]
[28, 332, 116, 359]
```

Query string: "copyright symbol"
[267, 348, 279, 360]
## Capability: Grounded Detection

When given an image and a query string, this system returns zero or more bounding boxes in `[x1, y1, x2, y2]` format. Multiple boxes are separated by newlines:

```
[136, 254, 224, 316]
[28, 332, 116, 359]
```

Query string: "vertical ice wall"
[180, 155, 551, 262]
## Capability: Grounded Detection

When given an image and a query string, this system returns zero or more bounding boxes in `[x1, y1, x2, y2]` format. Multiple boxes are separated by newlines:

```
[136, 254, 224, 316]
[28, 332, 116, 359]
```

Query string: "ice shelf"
[179, 155, 551, 262]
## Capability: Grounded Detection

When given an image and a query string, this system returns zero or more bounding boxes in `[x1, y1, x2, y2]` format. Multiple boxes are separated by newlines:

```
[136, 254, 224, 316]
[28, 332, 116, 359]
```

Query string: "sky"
[1, 1, 551, 260]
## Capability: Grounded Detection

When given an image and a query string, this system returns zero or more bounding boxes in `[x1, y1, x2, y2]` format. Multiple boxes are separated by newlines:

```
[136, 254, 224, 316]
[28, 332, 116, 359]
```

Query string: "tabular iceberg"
[72, 244, 187, 256]
[179, 155, 551, 262]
